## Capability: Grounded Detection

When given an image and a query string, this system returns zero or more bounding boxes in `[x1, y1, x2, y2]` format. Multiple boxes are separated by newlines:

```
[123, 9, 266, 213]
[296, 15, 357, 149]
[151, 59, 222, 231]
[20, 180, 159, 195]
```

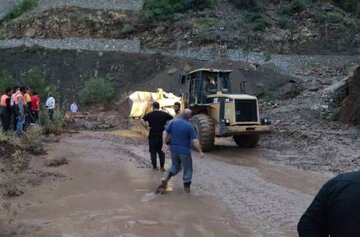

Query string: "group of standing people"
[0, 86, 56, 135]
[141, 101, 203, 193]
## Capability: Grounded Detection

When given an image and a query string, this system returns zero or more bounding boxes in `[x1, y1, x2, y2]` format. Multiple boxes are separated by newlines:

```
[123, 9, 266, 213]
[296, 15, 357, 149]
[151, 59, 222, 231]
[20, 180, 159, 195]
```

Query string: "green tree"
[78, 76, 114, 106]
[1, 0, 38, 24]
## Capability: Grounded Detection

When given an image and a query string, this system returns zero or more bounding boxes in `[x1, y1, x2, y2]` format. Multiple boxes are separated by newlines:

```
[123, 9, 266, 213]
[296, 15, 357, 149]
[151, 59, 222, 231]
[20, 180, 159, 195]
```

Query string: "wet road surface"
[11, 131, 332, 237]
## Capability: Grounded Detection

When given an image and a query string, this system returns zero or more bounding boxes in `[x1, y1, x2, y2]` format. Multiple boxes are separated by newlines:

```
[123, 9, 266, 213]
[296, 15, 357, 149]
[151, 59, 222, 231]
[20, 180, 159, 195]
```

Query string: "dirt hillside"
[2, 1, 360, 55]
[0, 47, 298, 103]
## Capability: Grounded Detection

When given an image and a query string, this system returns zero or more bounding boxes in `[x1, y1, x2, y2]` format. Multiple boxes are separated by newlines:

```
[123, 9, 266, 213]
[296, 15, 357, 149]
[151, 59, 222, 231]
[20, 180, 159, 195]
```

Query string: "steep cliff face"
[340, 66, 360, 126]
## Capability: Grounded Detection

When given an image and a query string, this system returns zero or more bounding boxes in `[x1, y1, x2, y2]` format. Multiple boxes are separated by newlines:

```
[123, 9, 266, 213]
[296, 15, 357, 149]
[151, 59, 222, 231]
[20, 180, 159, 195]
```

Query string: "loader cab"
[181, 69, 232, 107]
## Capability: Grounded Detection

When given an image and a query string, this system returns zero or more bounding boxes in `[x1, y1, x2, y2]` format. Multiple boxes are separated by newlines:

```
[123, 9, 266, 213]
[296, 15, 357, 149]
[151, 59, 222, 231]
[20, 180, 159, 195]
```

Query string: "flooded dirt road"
[9, 131, 332, 237]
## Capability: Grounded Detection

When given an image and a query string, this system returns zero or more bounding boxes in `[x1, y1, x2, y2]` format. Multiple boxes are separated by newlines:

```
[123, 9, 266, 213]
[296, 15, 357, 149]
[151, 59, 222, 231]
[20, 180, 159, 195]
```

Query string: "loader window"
[219, 72, 231, 93]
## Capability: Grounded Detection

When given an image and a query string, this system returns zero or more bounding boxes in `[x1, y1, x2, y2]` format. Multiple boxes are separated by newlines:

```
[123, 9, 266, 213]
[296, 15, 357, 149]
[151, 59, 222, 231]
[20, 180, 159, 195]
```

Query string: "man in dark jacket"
[298, 171, 360, 237]
[141, 102, 173, 172]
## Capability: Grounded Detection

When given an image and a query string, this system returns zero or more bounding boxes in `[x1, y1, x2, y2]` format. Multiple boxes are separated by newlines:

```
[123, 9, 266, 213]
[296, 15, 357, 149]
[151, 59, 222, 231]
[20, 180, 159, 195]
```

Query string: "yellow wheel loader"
[180, 68, 272, 151]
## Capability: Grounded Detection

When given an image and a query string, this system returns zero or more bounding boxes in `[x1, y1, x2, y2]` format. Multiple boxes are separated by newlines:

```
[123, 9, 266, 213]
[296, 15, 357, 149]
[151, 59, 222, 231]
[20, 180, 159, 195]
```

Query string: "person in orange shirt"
[0, 88, 12, 132]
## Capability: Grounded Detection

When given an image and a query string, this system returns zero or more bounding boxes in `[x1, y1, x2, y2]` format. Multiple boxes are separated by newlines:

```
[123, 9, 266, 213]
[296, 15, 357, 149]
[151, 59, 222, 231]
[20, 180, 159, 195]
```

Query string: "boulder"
[339, 66, 360, 126]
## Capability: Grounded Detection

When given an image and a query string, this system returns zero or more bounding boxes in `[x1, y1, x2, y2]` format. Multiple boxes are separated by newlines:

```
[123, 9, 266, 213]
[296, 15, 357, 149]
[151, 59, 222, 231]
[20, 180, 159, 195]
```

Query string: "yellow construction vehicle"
[180, 68, 272, 151]
[127, 88, 181, 118]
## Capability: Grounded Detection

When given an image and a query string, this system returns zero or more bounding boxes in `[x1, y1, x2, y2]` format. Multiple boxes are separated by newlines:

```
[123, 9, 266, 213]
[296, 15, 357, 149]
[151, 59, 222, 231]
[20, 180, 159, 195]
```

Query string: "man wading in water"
[156, 109, 203, 194]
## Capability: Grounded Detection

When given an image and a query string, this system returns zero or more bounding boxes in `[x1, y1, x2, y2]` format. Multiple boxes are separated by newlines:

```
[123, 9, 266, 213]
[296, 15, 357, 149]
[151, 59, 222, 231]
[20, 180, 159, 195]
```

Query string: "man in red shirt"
[30, 91, 40, 123]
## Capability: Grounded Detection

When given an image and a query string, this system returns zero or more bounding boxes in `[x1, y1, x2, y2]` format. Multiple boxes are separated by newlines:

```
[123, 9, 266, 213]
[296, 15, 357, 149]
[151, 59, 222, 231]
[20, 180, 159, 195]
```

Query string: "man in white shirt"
[45, 93, 55, 121]
[70, 101, 78, 121]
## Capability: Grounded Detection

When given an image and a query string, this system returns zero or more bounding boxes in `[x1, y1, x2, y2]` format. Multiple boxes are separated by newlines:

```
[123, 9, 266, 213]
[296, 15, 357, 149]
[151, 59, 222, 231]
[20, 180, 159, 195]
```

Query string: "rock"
[167, 68, 177, 75]
[308, 86, 319, 92]
[154, 26, 166, 34]
[256, 82, 265, 88]
[183, 64, 192, 72]
[98, 52, 103, 57]
[25, 27, 37, 37]
[322, 105, 329, 110]
[137, 219, 158, 225]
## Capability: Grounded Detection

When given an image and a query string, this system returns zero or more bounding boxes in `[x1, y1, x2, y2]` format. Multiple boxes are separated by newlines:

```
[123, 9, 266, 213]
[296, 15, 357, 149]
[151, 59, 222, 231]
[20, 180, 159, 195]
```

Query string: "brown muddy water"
[8, 131, 332, 237]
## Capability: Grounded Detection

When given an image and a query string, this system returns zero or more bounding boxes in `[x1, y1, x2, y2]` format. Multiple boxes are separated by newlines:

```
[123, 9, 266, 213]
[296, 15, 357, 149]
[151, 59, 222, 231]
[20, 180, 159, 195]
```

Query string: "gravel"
[0, 38, 141, 52]
[38, 0, 144, 11]
[0, 0, 22, 20]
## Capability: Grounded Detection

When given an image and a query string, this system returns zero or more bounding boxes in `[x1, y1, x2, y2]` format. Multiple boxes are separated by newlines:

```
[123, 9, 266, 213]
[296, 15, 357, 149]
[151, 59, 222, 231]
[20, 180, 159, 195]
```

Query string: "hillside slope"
[2, 0, 360, 55]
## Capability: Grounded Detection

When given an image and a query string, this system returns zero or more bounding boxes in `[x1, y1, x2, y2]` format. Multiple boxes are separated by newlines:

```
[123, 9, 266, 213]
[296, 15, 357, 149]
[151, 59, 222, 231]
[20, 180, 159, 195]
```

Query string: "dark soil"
[0, 141, 20, 160]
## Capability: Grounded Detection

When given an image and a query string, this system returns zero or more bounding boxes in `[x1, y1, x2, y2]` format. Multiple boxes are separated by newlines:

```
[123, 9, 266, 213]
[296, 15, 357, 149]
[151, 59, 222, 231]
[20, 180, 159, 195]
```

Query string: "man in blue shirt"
[157, 109, 203, 193]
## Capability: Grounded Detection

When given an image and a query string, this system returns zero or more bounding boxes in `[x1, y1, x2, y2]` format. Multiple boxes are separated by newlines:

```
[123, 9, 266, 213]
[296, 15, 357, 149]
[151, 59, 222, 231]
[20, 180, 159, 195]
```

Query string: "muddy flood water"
[8, 131, 332, 237]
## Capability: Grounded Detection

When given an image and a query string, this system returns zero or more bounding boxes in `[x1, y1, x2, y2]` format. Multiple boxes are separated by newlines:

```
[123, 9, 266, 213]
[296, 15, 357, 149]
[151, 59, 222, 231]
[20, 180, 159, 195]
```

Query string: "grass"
[1, 0, 38, 24]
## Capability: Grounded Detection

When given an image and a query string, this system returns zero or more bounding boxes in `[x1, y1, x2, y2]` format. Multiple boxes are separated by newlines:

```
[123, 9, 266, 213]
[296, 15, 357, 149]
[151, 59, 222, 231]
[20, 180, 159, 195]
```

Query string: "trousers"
[149, 136, 165, 168]
[168, 153, 193, 184]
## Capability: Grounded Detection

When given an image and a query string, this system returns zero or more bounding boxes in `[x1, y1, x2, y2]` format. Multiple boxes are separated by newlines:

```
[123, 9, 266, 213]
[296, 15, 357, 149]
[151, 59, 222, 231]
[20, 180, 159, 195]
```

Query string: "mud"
[1, 130, 333, 237]
[7, 132, 247, 237]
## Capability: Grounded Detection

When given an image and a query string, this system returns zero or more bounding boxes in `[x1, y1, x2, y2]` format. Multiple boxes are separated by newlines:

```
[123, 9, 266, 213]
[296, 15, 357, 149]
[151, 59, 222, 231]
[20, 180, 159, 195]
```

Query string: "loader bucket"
[126, 89, 181, 118]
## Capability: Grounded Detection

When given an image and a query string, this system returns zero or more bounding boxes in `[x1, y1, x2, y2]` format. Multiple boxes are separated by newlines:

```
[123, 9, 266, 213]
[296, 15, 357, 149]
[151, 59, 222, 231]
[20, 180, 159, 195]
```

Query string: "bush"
[253, 16, 271, 31]
[143, 0, 213, 22]
[290, 0, 307, 13]
[278, 16, 291, 29]
[121, 23, 134, 34]
[39, 109, 66, 135]
[0, 71, 16, 93]
[243, 11, 271, 31]
[277, 0, 306, 16]
[23, 128, 46, 155]
[1, 0, 38, 24]
[331, 0, 360, 17]
[78, 76, 114, 106]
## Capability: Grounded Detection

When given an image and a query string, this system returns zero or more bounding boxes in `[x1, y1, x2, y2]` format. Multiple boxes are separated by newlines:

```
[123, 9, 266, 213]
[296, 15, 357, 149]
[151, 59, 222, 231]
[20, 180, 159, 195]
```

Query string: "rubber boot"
[184, 182, 191, 193]
[155, 173, 172, 194]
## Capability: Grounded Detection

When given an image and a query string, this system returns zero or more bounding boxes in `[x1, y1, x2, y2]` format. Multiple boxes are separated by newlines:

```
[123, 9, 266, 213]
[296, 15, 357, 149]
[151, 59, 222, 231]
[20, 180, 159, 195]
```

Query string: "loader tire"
[190, 114, 215, 152]
[233, 134, 260, 148]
